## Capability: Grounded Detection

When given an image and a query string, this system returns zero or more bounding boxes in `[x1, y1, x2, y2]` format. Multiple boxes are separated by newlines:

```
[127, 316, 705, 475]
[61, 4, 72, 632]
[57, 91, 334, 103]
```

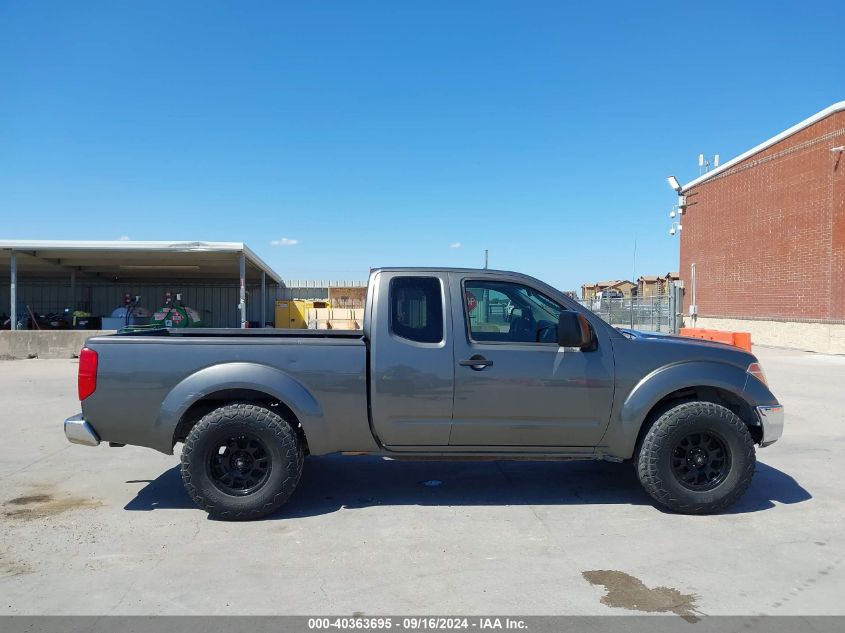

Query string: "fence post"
[651, 294, 655, 331]
[656, 293, 662, 332]
[677, 282, 683, 333]
[669, 283, 678, 334]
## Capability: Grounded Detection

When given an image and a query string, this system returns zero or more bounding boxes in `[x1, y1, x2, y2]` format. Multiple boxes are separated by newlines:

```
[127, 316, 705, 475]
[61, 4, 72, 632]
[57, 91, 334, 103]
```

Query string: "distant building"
[581, 279, 636, 301]
[580, 283, 597, 300]
[637, 273, 680, 298]
[676, 101, 845, 353]
[281, 280, 368, 308]
[637, 275, 661, 298]
[328, 285, 367, 308]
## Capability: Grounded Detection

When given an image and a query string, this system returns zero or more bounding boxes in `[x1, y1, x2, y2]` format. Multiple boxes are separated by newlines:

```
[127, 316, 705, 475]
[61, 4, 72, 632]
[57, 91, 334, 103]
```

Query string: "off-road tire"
[637, 401, 756, 514]
[180, 403, 304, 520]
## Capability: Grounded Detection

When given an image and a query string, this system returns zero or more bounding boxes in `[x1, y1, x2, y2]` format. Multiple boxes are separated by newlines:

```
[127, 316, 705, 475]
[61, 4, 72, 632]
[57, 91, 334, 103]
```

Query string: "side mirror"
[557, 311, 595, 350]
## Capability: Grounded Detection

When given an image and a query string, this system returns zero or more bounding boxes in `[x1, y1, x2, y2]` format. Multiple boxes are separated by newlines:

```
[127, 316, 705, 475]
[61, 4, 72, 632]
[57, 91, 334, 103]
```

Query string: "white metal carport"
[0, 240, 283, 330]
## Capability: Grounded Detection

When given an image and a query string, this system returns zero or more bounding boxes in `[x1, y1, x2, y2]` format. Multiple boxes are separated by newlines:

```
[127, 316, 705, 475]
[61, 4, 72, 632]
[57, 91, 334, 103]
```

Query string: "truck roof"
[370, 267, 524, 275]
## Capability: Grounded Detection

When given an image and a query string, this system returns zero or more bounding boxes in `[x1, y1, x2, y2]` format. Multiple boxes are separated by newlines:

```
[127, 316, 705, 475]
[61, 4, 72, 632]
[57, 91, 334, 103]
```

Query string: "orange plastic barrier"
[679, 328, 752, 352]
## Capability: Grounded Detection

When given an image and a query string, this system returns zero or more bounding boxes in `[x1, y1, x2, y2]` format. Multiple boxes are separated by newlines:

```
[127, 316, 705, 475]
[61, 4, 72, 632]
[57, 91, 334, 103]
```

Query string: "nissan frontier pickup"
[64, 268, 784, 519]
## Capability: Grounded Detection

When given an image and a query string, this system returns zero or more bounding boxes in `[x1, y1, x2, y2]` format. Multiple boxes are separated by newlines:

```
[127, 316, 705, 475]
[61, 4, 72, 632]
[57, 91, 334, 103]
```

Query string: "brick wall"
[328, 285, 367, 308]
[680, 110, 845, 323]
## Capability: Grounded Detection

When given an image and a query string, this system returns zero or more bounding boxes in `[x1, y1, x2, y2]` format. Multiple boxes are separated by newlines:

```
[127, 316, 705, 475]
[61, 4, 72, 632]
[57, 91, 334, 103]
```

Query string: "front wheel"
[180, 403, 304, 520]
[637, 401, 756, 514]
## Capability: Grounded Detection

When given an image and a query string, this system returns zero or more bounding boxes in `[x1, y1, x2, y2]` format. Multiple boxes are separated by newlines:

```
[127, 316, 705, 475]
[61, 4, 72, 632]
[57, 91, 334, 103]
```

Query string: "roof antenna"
[699, 153, 719, 174]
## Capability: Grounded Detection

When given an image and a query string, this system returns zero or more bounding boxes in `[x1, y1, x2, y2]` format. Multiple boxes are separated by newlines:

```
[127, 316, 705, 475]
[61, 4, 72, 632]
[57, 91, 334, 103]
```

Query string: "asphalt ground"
[0, 346, 842, 615]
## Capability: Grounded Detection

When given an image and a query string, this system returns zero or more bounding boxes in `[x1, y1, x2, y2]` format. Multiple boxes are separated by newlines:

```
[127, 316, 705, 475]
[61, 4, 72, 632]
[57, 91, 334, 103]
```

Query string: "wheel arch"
[173, 388, 310, 456]
[631, 385, 761, 459]
[604, 361, 776, 460]
[150, 362, 329, 455]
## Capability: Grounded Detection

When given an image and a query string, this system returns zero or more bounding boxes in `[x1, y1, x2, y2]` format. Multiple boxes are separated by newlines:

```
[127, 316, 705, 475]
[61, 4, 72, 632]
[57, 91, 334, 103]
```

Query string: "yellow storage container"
[275, 299, 310, 329]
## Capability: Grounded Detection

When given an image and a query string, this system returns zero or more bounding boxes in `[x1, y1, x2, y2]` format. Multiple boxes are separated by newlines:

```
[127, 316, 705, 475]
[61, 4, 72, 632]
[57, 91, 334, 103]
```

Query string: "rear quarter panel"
[81, 335, 374, 454]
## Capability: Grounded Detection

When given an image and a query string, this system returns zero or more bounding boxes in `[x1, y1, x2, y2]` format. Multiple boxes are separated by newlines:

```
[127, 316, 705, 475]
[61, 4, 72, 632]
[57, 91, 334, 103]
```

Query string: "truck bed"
[114, 327, 364, 339]
[81, 328, 372, 454]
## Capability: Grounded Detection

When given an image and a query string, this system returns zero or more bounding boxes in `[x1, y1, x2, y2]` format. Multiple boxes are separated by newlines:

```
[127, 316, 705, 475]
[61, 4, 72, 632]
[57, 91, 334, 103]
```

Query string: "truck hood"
[616, 328, 757, 360]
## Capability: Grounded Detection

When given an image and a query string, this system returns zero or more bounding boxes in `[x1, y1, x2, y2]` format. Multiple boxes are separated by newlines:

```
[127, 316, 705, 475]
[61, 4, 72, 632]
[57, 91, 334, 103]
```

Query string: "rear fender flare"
[151, 362, 326, 454]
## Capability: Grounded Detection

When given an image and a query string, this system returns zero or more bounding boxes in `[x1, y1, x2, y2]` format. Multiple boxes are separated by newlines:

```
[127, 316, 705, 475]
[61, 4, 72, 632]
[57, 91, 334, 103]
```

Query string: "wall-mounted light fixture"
[667, 176, 682, 192]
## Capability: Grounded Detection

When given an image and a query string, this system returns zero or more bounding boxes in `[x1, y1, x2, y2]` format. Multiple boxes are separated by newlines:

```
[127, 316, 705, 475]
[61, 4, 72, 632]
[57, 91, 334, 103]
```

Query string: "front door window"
[464, 280, 564, 344]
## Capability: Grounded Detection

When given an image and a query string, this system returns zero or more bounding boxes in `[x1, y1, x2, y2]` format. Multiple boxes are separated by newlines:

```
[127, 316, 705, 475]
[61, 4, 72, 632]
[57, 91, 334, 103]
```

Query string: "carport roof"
[0, 240, 283, 284]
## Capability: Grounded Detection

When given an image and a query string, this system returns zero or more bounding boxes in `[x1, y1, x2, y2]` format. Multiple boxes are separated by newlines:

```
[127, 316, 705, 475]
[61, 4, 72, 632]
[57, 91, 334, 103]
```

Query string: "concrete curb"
[0, 331, 116, 360]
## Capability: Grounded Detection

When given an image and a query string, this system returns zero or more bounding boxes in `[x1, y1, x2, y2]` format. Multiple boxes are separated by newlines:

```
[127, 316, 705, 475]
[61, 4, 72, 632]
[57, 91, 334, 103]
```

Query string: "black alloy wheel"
[208, 433, 272, 495]
[670, 431, 731, 491]
[636, 401, 756, 514]
[181, 403, 304, 520]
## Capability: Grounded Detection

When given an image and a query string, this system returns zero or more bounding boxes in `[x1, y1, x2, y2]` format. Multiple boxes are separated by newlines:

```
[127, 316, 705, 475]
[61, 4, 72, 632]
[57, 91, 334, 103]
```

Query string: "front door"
[448, 274, 614, 448]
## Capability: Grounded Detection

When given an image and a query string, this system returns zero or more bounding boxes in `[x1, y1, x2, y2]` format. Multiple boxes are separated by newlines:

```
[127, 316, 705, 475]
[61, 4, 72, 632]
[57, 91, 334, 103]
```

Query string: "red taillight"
[78, 347, 98, 401]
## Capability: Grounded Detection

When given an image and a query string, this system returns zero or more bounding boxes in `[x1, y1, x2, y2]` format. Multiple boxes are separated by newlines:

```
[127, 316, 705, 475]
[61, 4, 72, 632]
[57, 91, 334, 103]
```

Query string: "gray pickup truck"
[64, 267, 784, 519]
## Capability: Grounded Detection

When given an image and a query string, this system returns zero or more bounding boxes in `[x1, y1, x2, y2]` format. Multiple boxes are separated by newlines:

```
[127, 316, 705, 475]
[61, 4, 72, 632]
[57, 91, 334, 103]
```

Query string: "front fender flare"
[601, 360, 778, 459]
[150, 362, 326, 454]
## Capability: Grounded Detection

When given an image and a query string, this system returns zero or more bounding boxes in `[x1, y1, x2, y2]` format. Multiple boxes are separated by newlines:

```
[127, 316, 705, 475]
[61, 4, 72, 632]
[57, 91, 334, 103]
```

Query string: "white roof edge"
[0, 239, 245, 251]
[241, 244, 283, 285]
[680, 100, 845, 192]
[0, 239, 283, 284]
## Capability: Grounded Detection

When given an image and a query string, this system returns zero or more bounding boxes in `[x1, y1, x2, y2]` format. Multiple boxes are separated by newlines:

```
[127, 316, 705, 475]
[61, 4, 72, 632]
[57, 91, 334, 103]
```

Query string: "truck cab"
[367, 269, 615, 451]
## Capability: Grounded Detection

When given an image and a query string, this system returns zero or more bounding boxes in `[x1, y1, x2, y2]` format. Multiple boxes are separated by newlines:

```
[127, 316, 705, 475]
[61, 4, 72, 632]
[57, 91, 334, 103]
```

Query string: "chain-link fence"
[577, 284, 682, 333]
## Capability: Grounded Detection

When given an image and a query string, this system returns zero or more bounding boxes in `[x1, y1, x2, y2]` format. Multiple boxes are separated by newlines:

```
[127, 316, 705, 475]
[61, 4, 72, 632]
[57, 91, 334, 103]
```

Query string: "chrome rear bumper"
[756, 405, 784, 447]
[64, 414, 100, 447]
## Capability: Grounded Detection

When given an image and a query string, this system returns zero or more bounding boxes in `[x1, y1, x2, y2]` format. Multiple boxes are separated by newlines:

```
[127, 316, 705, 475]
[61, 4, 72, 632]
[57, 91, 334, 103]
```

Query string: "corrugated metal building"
[0, 240, 283, 329]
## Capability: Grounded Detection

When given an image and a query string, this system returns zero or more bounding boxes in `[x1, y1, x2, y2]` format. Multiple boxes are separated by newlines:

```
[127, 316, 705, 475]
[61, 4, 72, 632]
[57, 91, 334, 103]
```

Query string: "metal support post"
[260, 271, 266, 328]
[10, 252, 17, 331]
[239, 252, 247, 328]
[70, 269, 76, 311]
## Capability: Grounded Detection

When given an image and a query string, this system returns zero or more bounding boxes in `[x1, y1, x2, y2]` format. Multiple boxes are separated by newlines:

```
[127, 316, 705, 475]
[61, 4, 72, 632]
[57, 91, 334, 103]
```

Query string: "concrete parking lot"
[0, 346, 843, 616]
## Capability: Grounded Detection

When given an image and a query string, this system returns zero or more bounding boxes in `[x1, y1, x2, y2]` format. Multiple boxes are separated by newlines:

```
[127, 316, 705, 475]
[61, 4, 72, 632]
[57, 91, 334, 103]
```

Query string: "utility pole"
[631, 238, 637, 286]
[631, 238, 637, 328]
[484, 249, 489, 269]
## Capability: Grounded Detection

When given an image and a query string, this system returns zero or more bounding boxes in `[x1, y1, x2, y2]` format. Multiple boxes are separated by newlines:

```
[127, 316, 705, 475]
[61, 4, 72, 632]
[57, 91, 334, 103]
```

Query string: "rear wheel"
[180, 403, 303, 520]
[637, 401, 755, 514]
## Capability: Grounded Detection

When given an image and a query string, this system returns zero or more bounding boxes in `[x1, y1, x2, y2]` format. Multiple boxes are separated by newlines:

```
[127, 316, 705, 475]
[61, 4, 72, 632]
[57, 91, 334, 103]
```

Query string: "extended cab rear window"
[389, 277, 443, 344]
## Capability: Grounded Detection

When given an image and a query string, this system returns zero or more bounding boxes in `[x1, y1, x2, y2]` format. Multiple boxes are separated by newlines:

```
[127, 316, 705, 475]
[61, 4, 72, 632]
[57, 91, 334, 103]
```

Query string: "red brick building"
[677, 101, 845, 353]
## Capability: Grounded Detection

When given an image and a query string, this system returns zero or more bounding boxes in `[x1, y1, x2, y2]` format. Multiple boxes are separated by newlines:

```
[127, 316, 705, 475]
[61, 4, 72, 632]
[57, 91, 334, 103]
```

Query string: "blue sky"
[1, 1, 843, 290]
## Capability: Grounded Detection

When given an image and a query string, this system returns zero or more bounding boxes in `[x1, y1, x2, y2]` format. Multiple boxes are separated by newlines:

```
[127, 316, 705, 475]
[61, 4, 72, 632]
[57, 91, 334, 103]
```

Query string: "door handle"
[459, 355, 493, 370]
